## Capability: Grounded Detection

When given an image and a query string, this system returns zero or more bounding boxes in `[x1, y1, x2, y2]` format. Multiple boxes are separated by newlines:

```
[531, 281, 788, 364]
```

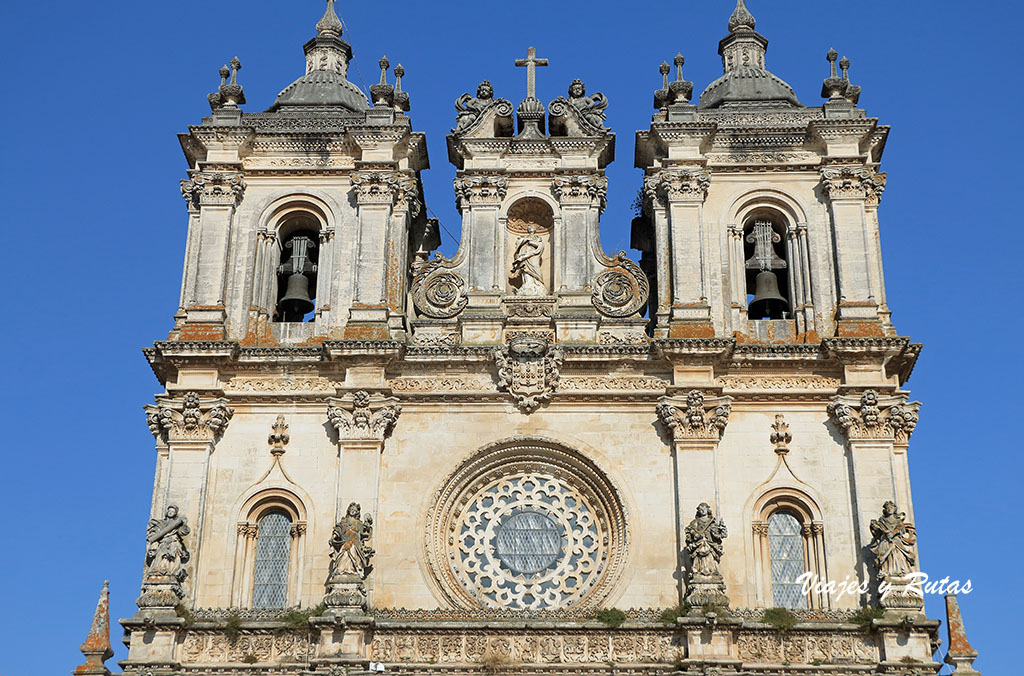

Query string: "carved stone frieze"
[503, 296, 557, 318]
[591, 252, 650, 318]
[225, 375, 334, 393]
[411, 255, 468, 319]
[493, 336, 562, 412]
[736, 631, 878, 664]
[643, 168, 711, 205]
[551, 174, 608, 210]
[597, 331, 650, 346]
[657, 390, 732, 441]
[180, 171, 245, 208]
[145, 392, 234, 443]
[717, 375, 840, 390]
[559, 375, 668, 391]
[411, 331, 462, 347]
[326, 390, 401, 441]
[453, 174, 509, 206]
[827, 390, 920, 444]
[180, 630, 312, 665]
[389, 376, 495, 392]
[819, 166, 886, 203]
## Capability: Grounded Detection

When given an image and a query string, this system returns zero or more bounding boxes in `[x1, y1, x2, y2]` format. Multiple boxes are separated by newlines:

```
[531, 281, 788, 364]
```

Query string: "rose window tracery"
[426, 439, 628, 612]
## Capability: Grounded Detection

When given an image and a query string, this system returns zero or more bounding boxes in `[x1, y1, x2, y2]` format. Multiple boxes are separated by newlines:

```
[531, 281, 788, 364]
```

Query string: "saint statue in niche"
[869, 500, 917, 579]
[328, 502, 375, 580]
[145, 505, 191, 580]
[511, 225, 546, 296]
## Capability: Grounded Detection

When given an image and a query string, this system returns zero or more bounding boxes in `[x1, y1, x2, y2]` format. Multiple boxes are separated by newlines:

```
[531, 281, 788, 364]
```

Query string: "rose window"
[426, 439, 628, 611]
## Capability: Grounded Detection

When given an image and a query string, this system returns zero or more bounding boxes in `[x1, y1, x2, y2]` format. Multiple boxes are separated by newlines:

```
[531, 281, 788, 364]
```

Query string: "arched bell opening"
[274, 213, 321, 323]
[742, 211, 790, 320]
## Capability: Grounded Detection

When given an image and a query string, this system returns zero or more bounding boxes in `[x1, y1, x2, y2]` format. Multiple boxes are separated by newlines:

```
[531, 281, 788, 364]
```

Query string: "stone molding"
[453, 174, 509, 206]
[326, 390, 401, 441]
[180, 171, 245, 208]
[551, 174, 607, 210]
[819, 166, 886, 204]
[827, 389, 920, 444]
[656, 390, 732, 441]
[145, 391, 234, 443]
[643, 168, 711, 205]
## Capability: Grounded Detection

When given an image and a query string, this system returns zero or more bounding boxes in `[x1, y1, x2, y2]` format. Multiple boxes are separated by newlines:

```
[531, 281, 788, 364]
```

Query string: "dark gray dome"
[698, 66, 800, 109]
[269, 69, 369, 112]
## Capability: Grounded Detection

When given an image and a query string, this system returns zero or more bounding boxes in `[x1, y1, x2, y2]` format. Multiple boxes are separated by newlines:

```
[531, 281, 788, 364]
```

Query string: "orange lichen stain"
[668, 322, 716, 338]
[173, 323, 226, 341]
[795, 329, 822, 344]
[836, 321, 885, 337]
[298, 335, 332, 346]
[185, 304, 226, 311]
[343, 324, 390, 340]
[385, 242, 403, 312]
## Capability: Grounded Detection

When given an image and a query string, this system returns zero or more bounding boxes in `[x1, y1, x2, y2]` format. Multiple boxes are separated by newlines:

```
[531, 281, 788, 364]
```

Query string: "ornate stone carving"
[453, 81, 514, 135]
[180, 171, 245, 208]
[869, 501, 923, 610]
[389, 376, 494, 392]
[411, 255, 468, 318]
[350, 170, 399, 205]
[551, 174, 608, 209]
[559, 375, 668, 391]
[643, 168, 710, 205]
[453, 174, 509, 206]
[225, 375, 334, 392]
[493, 336, 563, 412]
[591, 252, 650, 318]
[268, 415, 289, 454]
[137, 505, 190, 609]
[145, 392, 234, 443]
[683, 502, 729, 607]
[324, 502, 374, 611]
[717, 375, 840, 390]
[548, 79, 608, 136]
[827, 390, 920, 443]
[819, 166, 886, 203]
[207, 57, 245, 111]
[771, 413, 792, 452]
[657, 390, 732, 441]
[327, 391, 401, 441]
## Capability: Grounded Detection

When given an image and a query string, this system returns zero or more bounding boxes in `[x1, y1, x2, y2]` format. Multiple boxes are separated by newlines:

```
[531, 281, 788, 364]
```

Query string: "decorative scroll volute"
[411, 254, 468, 319]
[591, 251, 649, 318]
[827, 389, 920, 444]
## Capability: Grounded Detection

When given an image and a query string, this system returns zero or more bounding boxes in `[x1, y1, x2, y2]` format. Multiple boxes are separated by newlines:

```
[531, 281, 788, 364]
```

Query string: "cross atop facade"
[514, 46, 548, 99]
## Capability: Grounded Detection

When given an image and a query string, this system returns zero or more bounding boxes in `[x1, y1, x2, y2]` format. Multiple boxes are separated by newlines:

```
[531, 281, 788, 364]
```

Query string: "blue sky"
[0, 0, 1017, 673]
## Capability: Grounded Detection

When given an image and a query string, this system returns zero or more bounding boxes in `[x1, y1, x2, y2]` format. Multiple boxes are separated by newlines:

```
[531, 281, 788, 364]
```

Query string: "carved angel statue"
[328, 502, 375, 580]
[511, 225, 546, 296]
[567, 79, 607, 129]
[869, 500, 917, 579]
[684, 503, 728, 578]
[145, 505, 191, 580]
[454, 81, 495, 132]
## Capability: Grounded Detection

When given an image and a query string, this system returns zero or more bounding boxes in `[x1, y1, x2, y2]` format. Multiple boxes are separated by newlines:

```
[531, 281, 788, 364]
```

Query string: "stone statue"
[511, 225, 546, 296]
[869, 500, 917, 579]
[454, 81, 495, 132]
[145, 505, 190, 580]
[567, 79, 607, 129]
[328, 502, 375, 580]
[683, 502, 730, 607]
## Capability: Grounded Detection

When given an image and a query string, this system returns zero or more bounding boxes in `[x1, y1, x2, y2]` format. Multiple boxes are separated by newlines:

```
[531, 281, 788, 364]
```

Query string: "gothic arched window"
[251, 511, 293, 608]
[743, 217, 789, 320]
[768, 511, 807, 609]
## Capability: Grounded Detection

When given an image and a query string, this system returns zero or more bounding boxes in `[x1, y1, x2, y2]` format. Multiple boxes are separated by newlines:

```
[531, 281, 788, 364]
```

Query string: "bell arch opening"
[742, 209, 790, 320]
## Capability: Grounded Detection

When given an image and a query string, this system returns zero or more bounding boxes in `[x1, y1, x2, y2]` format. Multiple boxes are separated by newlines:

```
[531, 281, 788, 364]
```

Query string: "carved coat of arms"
[493, 336, 563, 412]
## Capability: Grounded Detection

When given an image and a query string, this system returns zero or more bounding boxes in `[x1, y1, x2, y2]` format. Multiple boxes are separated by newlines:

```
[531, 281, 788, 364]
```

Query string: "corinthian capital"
[145, 391, 234, 443]
[180, 171, 245, 208]
[453, 174, 509, 207]
[819, 166, 886, 202]
[828, 389, 920, 444]
[350, 171, 400, 205]
[551, 174, 608, 210]
[657, 390, 732, 441]
[327, 390, 402, 441]
[392, 174, 422, 217]
[643, 169, 710, 206]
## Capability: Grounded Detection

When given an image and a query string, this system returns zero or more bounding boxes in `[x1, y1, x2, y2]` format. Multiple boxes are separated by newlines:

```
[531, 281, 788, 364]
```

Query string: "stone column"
[820, 166, 887, 336]
[454, 174, 508, 292]
[551, 174, 607, 290]
[646, 169, 713, 337]
[384, 174, 420, 336]
[657, 390, 732, 605]
[828, 389, 921, 607]
[349, 170, 400, 333]
[143, 391, 233, 610]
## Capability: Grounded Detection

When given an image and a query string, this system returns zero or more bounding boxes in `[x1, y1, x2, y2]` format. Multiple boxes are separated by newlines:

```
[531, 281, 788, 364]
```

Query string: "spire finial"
[728, 0, 756, 33]
[73, 581, 113, 676]
[316, 0, 344, 38]
[945, 595, 982, 675]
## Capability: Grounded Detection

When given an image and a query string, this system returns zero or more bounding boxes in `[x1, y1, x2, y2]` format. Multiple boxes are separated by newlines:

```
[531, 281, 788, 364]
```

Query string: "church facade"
[77, 2, 984, 675]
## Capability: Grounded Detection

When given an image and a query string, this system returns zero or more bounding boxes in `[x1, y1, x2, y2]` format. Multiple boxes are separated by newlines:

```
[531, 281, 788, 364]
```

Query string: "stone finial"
[369, 56, 395, 107]
[393, 64, 410, 111]
[668, 52, 693, 104]
[73, 581, 113, 676]
[207, 57, 246, 111]
[268, 414, 290, 454]
[315, 0, 344, 38]
[821, 49, 861, 104]
[728, 0, 756, 32]
[770, 413, 791, 453]
[945, 595, 982, 674]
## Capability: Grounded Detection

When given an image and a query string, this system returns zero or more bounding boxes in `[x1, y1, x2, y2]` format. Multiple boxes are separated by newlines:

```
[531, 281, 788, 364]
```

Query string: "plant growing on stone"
[481, 647, 514, 673]
[849, 606, 885, 630]
[277, 603, 327, 632]
[659, 604, 691, 624]
[596, 608, 627, 628]
[224, 612, 243, 642]
[242, 653, 258, 664]
[761, 607, 798, 633]
[174, 604, 196, 627]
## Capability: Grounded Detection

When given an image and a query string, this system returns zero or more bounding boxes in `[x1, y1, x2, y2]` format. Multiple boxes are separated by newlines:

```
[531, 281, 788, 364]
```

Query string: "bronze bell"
[279, 273, 314, 320]
[748, 270, 787, 320]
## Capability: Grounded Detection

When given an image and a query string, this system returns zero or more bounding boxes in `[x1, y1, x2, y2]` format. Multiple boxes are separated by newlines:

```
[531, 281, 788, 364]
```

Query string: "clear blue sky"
[0, 1, 1017, 674]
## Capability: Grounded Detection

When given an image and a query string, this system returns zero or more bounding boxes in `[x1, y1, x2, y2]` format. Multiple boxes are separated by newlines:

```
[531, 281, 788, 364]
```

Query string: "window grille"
[252, 511, 291, 608]
[768, 511, 807, 609]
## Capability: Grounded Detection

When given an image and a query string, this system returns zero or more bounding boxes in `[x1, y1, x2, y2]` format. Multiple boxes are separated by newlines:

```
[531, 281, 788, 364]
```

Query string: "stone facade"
[104, 2, 974, 676]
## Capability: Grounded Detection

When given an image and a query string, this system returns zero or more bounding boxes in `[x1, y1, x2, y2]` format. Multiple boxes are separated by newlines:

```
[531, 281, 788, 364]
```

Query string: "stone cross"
[514, 46, 548, 99]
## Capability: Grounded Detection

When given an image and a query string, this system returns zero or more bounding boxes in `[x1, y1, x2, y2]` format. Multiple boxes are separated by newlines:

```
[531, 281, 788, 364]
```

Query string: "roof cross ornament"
[514, 46, 548, 99]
